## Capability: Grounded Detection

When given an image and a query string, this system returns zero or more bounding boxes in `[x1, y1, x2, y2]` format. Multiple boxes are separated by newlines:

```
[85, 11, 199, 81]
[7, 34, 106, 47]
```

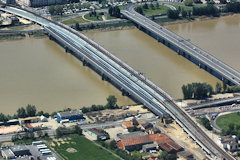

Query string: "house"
[117, 133, 182, 152]
[122, 121, 134, 129]
[219, 135, 239, 152]
[57, 110, 83, 123]
[87, 128, 107, 140]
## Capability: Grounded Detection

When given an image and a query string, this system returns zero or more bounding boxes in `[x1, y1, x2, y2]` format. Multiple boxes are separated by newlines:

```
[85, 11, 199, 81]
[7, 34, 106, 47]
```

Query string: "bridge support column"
[83, 60, 87, 66]
[199, 63, 201, 68]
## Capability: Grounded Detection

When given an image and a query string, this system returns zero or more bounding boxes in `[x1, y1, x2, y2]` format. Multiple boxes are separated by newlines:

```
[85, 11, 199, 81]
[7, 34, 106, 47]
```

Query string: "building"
[145, 127, 161, 135]
[87, 128, 107, 140]
[16, 0, 66, 7]
[117, 133, 182, 152]
[1, 145, 31, 159]
[19, 116, 40, 125]
[117, 131, 146, 141]
[122, 121, 134, 129]
[219, 135, 239, 152]
[57, 110, 83, 123]
[142, 143, 158, 152]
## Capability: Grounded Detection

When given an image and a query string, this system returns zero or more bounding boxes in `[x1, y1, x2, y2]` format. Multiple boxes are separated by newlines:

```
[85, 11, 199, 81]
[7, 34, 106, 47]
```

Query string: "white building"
[219, 135, 239, 152]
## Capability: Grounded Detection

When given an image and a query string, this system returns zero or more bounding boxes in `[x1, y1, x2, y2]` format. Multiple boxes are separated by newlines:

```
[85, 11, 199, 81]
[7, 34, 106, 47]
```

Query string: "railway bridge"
[0, 4, 235, 160]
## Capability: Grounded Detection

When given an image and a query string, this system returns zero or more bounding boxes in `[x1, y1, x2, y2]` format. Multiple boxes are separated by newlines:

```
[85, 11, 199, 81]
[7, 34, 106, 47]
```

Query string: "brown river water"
[0, 14, 239, 114]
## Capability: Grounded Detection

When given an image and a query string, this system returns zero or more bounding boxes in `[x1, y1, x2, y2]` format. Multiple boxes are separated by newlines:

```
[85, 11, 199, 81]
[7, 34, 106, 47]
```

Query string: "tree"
[17, 107, 26, 118]
[75, 22, 82, 31]
[110, 140, 117, 149]
[48, 6, 55, 15]
[182, 10, 187, 18]
[167, 9, 179, 19]
[106, 95, 117, 109]
[159, 151, 177, 160]
[215, 82, 222, 93]
[26, 104, 36, 117]
[184, 0, 193, 6]
[156, 3, 159, 9]
[150, 3, 155, 10]
[55, 5, 63, 15]
[143, 3, 148, 9]
[223, 81, 227, 92]
[0, 113, 8, 122]
[74, 125, 82, 135]
[136, 7, 143, 15]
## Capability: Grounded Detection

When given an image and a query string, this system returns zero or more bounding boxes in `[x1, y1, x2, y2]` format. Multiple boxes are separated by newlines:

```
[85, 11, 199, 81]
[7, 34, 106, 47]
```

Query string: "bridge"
[122, 4, 240, 86]
[185, 95, 240, 111]
[0, 4, 235, 160]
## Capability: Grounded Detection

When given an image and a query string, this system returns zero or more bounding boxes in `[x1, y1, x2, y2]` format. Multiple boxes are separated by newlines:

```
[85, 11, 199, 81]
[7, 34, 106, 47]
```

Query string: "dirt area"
[156, 121, 206, 160]
[18, 17, 32, 24]
[30, 118, 61, 130]
[0, 125, 23, 134]
[128, 105, 149, 114]
[1, 142, 14, 147]
[66, 148, 77, 153]
[105, 126, 129, 140]
[86, 107, 138, 123]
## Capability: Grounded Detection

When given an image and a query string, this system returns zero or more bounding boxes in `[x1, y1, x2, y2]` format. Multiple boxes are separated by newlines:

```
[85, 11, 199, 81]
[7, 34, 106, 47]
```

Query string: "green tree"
[75, 22, 82, 31]
[150, 3, 155, 10]
[223, 81, 227, 92]
[74, 125, 82, 135]
[26, 104, 36, 117]
[55, 5, 63, 15]
[136, 7, 143, 15]
[0, 113, 8, 122]
[48, 6, 55, 15]
[156, 3, 159, 9]
[143, 3, 148, 9]
[110, 140, 117, 149]
[215, 82, 222, 93]
[182, 10, 187, 18]
[167, 9, 179, 19]
[106, 95, 117, 109]
[17, 107, 26, 118]
[159, 151, 177, 160]
[184, 0, 193, 6]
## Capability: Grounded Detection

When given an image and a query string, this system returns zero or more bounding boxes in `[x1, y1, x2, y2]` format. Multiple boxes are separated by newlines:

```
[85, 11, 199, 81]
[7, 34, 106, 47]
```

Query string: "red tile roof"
[122, 121, 134, 128]
[117, 133, 182, 152]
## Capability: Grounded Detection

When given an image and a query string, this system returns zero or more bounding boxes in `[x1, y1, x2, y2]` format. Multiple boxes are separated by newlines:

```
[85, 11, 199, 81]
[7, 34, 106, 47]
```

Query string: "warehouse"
[57, 110, 83, 123]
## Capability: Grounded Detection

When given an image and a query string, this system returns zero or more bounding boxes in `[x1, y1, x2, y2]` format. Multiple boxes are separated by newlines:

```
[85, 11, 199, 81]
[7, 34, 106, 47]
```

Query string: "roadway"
[185, 96, 240, 110]
[0, 4, 235, 160]
[122, 4, 240, 86]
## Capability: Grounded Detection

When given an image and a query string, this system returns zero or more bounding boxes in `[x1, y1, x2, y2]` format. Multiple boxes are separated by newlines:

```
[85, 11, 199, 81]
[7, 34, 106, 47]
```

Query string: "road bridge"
[0, 4, 235, 160]
[122, 4, 240, 86]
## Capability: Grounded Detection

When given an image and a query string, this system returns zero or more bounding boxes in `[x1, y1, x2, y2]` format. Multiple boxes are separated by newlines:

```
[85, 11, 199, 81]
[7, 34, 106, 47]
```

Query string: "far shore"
[0, 12, 237, 42]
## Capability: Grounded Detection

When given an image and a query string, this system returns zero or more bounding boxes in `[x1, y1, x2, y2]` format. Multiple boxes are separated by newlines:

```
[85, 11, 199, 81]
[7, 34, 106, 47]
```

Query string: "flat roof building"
[57, 110, 83, 123]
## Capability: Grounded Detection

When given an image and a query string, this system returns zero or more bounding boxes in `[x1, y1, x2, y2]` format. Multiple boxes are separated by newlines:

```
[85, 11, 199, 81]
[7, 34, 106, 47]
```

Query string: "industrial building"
[57, 110, 83, 123]
[16, 0, 66, 7]
[1, 145, 31, 159]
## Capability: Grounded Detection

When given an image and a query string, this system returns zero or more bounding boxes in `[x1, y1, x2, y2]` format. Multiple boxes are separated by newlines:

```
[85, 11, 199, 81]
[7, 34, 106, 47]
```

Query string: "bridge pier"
[82, 60, 88, 66]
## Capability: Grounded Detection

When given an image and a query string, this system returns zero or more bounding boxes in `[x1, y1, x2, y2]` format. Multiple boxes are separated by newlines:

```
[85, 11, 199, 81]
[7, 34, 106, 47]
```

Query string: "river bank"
[82, 12, 237, 33]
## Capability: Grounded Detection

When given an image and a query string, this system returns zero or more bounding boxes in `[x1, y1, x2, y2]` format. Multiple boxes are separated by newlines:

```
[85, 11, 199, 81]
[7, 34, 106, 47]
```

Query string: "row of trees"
[0, 104, 50, 123]
[108, 6, 121, 18]
[56, 125, 82, 137]
[225, 2, 240, 13]
[182, 82, 213, 99]
[192, 4, 219, 16]
[81, 95, 118, 113]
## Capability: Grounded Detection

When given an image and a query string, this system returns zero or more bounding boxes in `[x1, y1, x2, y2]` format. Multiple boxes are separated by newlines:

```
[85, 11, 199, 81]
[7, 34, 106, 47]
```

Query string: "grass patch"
[84, 13, 103, 21]
[53, 134, 120, 160]
[142, 5, 169, 16]
[216, 112, 240, 131]
[52, 15, 71, 21]
[172, 5, 192, 11]
[153, 17, 176, 23]
[62, 16, 88, 25]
